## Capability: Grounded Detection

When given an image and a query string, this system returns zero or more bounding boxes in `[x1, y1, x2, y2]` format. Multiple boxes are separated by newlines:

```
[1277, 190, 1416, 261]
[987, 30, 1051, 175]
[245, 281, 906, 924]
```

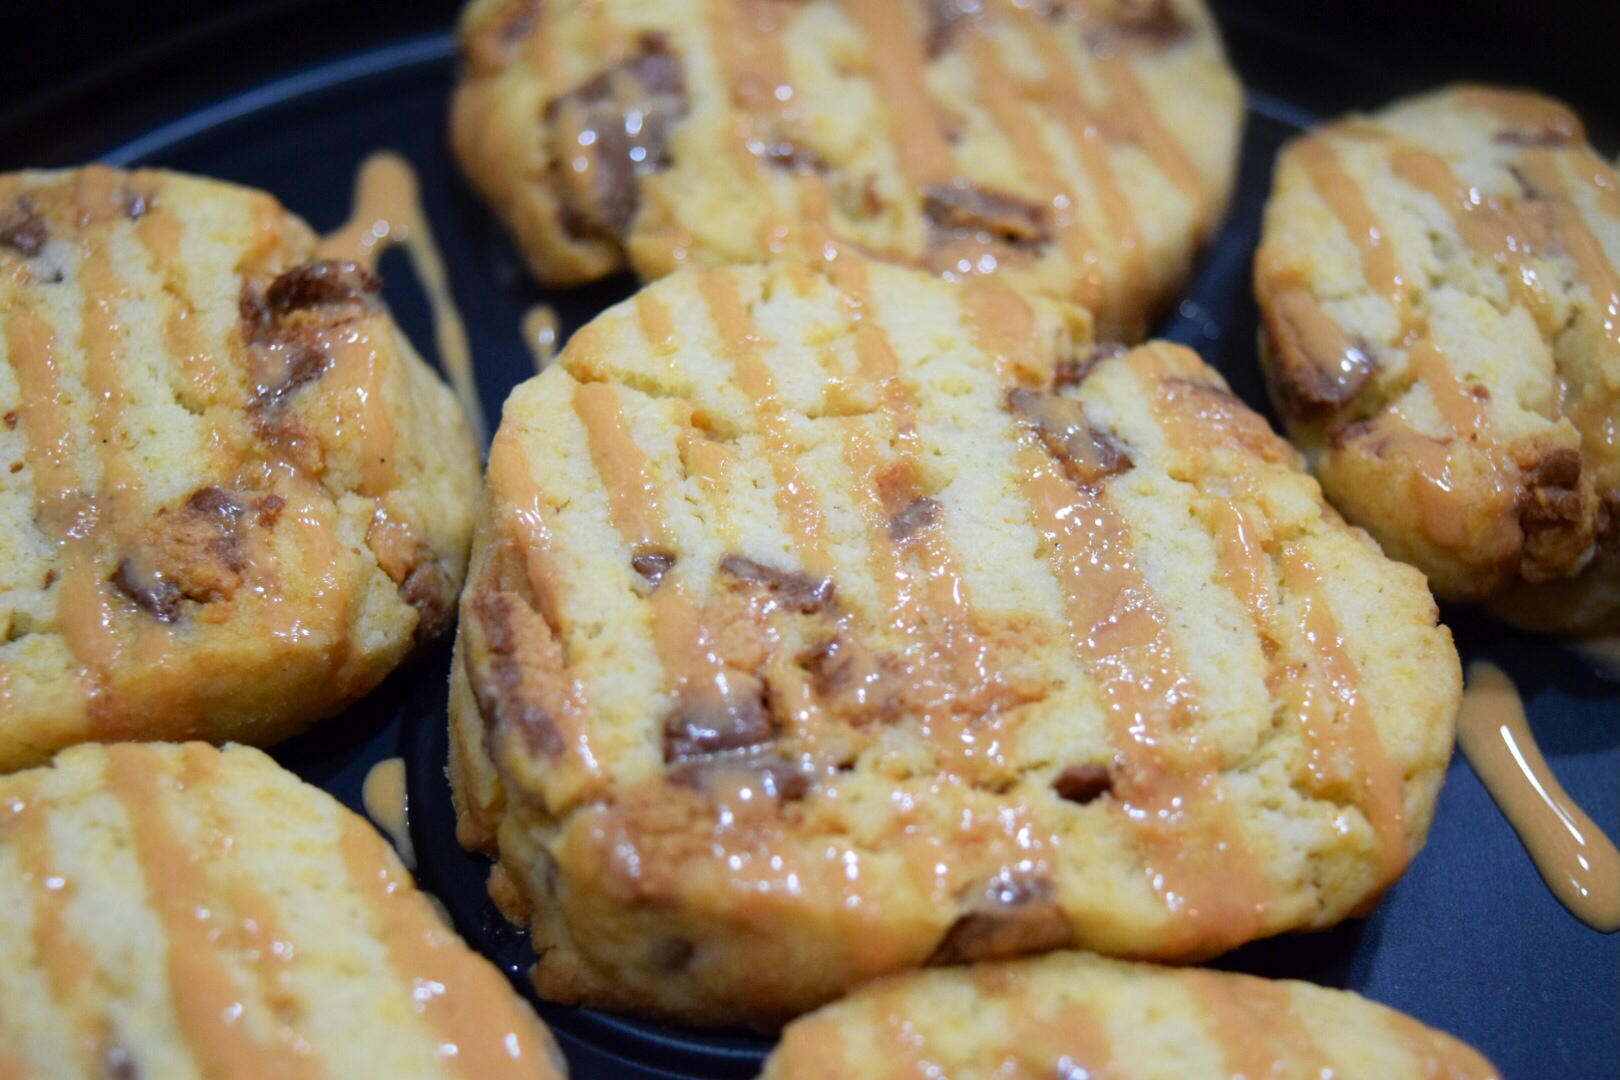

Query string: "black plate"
[9, 11, 1616, 1079]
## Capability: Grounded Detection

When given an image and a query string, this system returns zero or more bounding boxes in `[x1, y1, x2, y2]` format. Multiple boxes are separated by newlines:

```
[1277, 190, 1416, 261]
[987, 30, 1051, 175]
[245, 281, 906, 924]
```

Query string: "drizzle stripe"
[1180, 969, 1334, 1079]
[841, 0, 955, 188]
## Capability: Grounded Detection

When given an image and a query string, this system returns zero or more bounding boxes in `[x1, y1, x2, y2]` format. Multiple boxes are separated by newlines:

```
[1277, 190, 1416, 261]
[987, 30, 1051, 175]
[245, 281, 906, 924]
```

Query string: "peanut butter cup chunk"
[764, 952, 1500, 1080]
[0, 167, 481, 773]
[1256, 86, 1620, 633]
[450, 256, 1460, 1028]
[0, 742, 566, 1079]
[450, 0, 1243, 340]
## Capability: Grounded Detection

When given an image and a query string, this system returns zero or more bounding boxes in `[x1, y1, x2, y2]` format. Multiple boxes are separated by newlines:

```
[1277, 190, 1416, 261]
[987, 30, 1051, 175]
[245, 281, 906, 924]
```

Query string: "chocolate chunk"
[112, 558, 181, 622]
[925, 0, 982, 57]
[758, 138, 824, 174]
[546, 33, 689, 240]
[924, 182, 1050, 251]
[265, 259, 381, 316]
[0, 198, 47, 257]
[470, 591, 568, 757]
[104, 1047, 140, 1080]
[663, 690, 776, 762]
[186, 486, 244, 520]
[889, 496, 942, 541]
[1053, 763, 1112, 804]
[632, 551, 676, 585]
[1265, 290, 1378, 415]
[1520, 447, 1585, 535]
[1053, 342, 1128, 390]
[1084, 0, 1193, 50]
[719, 555, 835, 613]
[123, 192, 148, 220]
[1008, 389, 1133, 486]
[401, 560, 456, 644]
[931, 870, 1072, 964]
[251, 344, 332, 412]
[3, 411, 17, 430]
[668, 750, 811, 802]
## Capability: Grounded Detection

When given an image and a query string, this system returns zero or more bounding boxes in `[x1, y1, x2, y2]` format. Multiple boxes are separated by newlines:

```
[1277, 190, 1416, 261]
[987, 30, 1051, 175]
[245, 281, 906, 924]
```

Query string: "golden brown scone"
[764, 952, 1500, 1080]
[449, 256, 1460, 1028]
[450, 0, 1244, 340]
[1255, 86, 1620, 633]
[0, 167, 482, 773]
[0, 742, 566, 1079]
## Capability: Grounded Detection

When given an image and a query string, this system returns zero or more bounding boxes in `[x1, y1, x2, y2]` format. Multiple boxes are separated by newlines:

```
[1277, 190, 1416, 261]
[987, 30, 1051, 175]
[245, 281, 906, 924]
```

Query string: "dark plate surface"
[9, 12, 1614, 1079]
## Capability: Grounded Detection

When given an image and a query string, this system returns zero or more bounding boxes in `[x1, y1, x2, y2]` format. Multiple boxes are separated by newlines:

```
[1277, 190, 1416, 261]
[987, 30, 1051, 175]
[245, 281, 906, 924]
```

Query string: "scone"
[0, 741, 565, 1079]
[448, 257, 1460, 1027]
[0, 167, 482, 773]
[450, 0, 1244, 340]
[764, 952, 1499, 1080]
[1255, 86, 1620, 633]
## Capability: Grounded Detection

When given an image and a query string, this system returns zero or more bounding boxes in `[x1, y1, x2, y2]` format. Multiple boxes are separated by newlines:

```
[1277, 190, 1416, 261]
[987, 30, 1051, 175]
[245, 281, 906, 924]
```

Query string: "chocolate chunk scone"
[0, 167, 481, 773]
[1256, 86, 1620, 633]
[0, 742, 566, 1079]
[449, 257, 1460, 1027]
[764, 952, 1499, 1080]
[450, 0, 1244, 340]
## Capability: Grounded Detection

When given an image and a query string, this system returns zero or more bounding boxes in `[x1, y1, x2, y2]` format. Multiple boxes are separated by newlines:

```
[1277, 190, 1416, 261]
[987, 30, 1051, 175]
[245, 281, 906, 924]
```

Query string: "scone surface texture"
[764, 951, 1500, 1080]
[0, 167, 482, 772]
[1255, 86, 1620, 630]
[450, 256, 1460, 1028]
[0, 741, 565, 1080]
[450, 0, 1243, 340]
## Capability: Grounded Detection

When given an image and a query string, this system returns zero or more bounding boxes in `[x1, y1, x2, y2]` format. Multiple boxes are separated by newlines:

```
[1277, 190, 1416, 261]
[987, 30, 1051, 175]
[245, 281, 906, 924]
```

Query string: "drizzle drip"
[362, 757, 415, 869]
[322, 151, 488, 444]
[1457, 661, 1620, 932]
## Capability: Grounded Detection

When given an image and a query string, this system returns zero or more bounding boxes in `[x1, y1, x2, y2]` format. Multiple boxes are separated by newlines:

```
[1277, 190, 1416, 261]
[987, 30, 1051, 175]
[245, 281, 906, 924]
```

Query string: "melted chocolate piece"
[546, 34, 689, 240]
[1053, 342, 1128, 390]
[1084, 0, 1194, 50]
[123, 191, 148, 220]
[251, 344, 333, 412]
[632, 551, 676, 585]
[759, 138, 825, 174]
[1053, 763, 1112, 804]
[663, 690, 776, 762]
[668, 750, 812, 802]
[112, 558, 181, 623]
[719, 555, 835, 613]
[0, 198, 47, 257]
[265, 259, 381, 315]
[931, 870, 1072, 964]
[925, 0, 982, 57]
[924, 182, 1050, 252]
[470, 591, 567, 757]
[1520, 447, 1585, 538]
[401, 559, 456, 644]
[1008, 388, 1133, 487]
[186, 486, 244, 520]
[1265, 291, 1378, 415]
[104, 1048, 140, 1080]
[888, 496, 942, 542]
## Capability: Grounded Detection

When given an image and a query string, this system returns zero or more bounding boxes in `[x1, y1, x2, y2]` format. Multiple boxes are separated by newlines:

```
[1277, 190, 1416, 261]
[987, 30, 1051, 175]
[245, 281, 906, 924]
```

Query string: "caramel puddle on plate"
[321, 151, 489, 444]
[362, 756, 415, 870]
[1458, 661, 1620, 931]
[522, 304, 560, 372]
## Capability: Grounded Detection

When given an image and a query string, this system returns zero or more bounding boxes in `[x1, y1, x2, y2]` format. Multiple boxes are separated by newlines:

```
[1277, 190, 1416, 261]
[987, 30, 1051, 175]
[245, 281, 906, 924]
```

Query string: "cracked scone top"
[1255, 86, 1620, 632]
[0, 742, 566, 1079]
[449, 256, 1461, 1028]
[0, 167, 482, 772]
[450, 0, 1243, 340]
[763, 952, 1499, 1080]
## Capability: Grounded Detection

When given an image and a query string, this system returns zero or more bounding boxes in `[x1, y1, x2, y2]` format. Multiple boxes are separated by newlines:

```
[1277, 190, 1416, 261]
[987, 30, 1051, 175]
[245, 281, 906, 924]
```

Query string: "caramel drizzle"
[1000, 998, 1118, 1079]
[130, 179, 224, 401]
[1292, 134, 1412, 330]
[1457, 661, 1620, 932]
[832, 263, 1008, 763]
[483, 430, 603, 779]
[960, 31, 1104, 312]
[567, 369, 732, 710]
[840, 0, 956, 188]
[698, 270, 831, 571]
[362, 757, 415, 870]
[339, 816, 556, 1078]
[1092, 55, 1206, 217]
[106, 745, 311, 1078]
[6, 781, 99, 1071]
[635, 291, 679, 355]
[321, 151, 488, 445]
[1013, 4, 1150, 336]
[1180, 969, 1335, 1080]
